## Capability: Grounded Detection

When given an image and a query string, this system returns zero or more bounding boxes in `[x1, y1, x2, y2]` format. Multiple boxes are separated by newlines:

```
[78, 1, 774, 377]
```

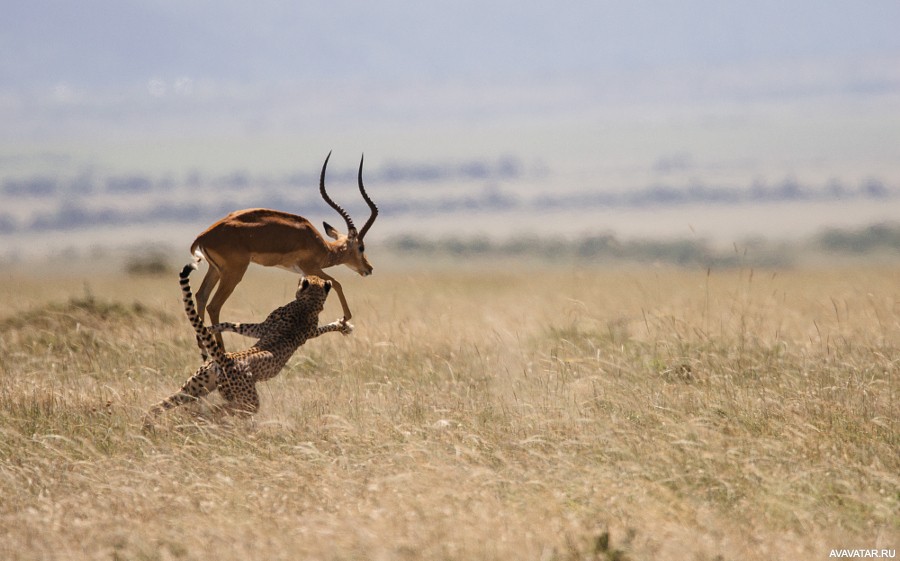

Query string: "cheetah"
[145, 263, 352, 424]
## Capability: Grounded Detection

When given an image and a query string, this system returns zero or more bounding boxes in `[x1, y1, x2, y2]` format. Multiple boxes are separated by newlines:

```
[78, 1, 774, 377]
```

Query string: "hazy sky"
[3, 1, 899, 188]
[4, 1, 899, 112]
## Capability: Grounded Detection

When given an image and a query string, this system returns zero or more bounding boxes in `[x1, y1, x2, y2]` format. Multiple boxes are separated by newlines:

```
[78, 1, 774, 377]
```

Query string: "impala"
[190, 151, 378, 347]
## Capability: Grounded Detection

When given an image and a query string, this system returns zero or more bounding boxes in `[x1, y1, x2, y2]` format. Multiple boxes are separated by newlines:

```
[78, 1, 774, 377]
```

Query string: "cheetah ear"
[323, 280, 332, 295]
[300, 278, 310, 291]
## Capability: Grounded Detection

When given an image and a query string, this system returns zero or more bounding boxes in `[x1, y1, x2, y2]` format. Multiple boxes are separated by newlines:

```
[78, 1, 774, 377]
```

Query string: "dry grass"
[0, 263, 897, 560]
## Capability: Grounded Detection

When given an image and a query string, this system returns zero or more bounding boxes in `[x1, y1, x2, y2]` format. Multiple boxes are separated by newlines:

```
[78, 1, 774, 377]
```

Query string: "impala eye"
[358, 244, 365, 253]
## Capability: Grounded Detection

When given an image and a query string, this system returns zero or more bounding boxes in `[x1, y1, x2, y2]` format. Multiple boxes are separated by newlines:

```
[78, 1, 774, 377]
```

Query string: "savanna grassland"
[0, 261, 896, 560]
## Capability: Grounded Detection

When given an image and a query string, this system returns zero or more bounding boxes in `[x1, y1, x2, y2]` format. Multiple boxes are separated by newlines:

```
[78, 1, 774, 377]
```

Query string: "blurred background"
[2, 0, 899, 266]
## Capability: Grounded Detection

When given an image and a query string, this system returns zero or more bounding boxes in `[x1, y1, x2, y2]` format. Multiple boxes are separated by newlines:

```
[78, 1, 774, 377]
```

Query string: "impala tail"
[191, 243, 205, 263]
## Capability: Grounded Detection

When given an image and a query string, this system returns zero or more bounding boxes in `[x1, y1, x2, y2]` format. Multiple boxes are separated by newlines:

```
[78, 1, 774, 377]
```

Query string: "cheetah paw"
[338, 318, 354, 335]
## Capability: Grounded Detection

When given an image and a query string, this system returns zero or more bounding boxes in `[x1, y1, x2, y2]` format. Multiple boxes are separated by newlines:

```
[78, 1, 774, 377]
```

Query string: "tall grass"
[0, 265, 896, 560]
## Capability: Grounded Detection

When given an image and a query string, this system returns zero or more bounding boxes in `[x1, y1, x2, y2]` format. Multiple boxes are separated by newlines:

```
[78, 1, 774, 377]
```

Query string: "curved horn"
[319, 150, 356, 234]
[357, 154, 379, 240]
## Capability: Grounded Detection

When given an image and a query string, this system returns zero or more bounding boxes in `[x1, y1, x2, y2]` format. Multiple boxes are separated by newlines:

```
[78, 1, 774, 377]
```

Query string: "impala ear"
[323, 222, 340, 240]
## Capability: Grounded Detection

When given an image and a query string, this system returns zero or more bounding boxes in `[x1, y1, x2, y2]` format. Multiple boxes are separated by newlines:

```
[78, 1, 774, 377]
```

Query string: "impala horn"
[319, 150, 356, 235]
[357, 154, 379, 240]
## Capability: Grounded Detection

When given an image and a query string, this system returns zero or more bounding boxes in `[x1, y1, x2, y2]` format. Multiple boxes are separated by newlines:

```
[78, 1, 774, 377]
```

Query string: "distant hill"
[1, 157, 895, 238]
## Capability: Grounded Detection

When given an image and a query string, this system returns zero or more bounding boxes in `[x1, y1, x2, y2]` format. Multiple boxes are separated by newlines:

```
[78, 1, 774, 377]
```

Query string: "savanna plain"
[0, 258, 896, 560]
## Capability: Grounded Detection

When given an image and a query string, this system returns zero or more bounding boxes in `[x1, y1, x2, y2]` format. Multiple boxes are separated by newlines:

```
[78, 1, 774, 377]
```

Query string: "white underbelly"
[275, 263, 305, 275]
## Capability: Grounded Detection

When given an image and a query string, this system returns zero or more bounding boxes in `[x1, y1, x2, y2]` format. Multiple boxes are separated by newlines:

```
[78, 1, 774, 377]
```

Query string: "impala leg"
[191, 266, 221, 358]
[206, 263, 249, 348]
[194, 266, 221, 325]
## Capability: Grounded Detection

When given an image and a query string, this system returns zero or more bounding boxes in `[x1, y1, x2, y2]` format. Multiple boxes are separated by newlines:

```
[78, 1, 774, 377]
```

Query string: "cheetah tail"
[181, 262, 198, 279]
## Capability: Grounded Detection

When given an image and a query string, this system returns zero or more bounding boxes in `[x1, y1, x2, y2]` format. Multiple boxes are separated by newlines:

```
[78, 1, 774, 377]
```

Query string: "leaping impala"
[190, 151, 378, 347]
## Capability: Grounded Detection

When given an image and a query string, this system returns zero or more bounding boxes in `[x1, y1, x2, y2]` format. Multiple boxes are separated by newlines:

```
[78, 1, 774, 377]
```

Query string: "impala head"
[319, 151, 379, 277]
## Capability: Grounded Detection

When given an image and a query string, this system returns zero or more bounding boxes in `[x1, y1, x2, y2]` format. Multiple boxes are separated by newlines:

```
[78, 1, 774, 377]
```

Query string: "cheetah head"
[295, 275, 332, 311]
